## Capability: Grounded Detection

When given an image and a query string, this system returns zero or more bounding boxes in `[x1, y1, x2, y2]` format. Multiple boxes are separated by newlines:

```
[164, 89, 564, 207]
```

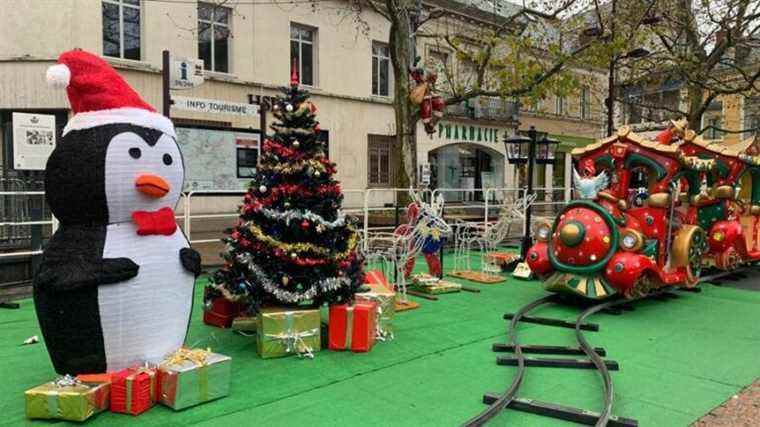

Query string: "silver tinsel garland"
[236, 253, 351, 303]
[255, 207, 346, 229]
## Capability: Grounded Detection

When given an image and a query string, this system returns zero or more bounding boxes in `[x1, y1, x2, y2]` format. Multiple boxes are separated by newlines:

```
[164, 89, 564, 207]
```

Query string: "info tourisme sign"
[173, 96, 260, 117]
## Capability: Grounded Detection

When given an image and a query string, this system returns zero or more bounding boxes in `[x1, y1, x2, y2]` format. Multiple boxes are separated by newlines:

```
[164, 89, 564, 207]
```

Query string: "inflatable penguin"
[34, 50, 201, 375]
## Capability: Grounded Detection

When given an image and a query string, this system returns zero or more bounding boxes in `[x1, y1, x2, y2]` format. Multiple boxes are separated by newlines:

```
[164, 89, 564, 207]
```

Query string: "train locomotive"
[526, 125, 760, 300]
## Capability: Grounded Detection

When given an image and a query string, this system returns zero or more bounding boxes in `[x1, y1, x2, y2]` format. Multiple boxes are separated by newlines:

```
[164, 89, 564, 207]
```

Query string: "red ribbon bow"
[132, 207, 177, 236]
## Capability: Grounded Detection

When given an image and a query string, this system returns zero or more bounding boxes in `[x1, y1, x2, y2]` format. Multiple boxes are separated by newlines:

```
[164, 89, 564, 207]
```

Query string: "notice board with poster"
[175, 126, 261, 191]
[12, 113, 57, 170]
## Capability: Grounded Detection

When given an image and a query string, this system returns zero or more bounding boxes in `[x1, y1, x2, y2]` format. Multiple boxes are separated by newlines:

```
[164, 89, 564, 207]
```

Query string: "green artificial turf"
[2, 250, 760, 426]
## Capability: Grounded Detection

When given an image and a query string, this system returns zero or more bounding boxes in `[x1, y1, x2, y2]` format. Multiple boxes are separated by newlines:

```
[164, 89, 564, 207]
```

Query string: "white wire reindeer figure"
[453, 193, 536, 274]
[360, 189, 451, 305]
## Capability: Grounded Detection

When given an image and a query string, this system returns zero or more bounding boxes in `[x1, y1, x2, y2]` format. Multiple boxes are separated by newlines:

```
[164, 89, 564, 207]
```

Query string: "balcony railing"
[447, 97, 519, 122]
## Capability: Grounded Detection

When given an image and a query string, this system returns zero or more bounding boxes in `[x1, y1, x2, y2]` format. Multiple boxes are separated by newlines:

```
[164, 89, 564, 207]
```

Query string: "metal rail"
[461, 294, 557, 427]
[466, 294, 639, 427]
[575, 299, 632, 427]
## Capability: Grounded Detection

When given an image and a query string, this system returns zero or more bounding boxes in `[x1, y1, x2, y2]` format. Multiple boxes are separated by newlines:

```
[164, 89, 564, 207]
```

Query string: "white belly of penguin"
[98, 222, 194, 371]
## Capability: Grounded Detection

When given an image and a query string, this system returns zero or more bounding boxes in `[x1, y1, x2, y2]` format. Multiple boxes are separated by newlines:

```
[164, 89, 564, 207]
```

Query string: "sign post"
[162, 50, 171, 118]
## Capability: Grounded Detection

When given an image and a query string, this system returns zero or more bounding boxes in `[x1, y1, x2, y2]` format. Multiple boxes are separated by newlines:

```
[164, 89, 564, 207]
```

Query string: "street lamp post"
[504, 126, 558, 259]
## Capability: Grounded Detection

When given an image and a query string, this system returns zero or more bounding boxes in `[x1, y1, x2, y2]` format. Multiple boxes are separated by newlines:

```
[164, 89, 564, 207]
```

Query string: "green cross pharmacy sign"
[436, 122, 502, 144]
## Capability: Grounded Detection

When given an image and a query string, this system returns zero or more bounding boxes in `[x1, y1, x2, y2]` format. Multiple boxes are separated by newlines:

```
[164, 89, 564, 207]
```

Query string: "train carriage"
[526, 125, 759, 300]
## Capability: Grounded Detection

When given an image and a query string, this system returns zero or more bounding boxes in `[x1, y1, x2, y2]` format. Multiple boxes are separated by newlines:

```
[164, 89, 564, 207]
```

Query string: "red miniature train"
[526, 125, 760, 299]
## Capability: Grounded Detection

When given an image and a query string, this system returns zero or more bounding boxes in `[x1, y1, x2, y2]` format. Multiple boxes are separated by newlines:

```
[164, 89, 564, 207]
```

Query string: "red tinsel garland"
[263, 139, 304, 160]
[242, 183, 341, 213]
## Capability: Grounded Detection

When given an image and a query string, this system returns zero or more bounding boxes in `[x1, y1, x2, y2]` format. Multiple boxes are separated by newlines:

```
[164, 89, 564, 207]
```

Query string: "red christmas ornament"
[300, 220, 310, 230]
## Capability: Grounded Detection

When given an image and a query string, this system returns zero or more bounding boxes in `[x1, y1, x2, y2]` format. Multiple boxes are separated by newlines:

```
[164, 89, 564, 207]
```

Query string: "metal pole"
[606, 0, 616, 136]
[522, 126, 537, 259]
[260, 99, 268, 141]
[162, 50, 171, 118]
[607, 59, 615, 137]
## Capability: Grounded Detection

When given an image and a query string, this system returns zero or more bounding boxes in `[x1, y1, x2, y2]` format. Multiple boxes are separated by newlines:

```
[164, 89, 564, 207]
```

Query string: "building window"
[744, 96, 760, 137]
[705, 117, 723, 140]
[555, 95, 565, 115]
[198, 2, 231, 73]
[703, 100, 723, 140]
[580, 87, 590, 120]
[427, 49, 451, 90]
[291, 24, 316, 86]
[372, 42, 391, 97]
[102, 0, 141, 60]
[368, 135, 395, 187]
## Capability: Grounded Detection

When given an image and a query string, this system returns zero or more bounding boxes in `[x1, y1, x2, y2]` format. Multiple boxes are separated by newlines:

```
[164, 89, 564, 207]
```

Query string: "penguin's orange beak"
[135, 174, 170, 198]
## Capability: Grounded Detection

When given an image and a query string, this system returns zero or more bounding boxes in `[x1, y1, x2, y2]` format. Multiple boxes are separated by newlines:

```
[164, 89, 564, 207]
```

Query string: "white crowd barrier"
[0, 186, 574, 258]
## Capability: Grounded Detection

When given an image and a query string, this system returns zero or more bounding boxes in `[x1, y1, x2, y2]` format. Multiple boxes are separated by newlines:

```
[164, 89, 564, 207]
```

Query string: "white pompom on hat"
[46, 64, 71, 89]
[47, 49, 175, 137]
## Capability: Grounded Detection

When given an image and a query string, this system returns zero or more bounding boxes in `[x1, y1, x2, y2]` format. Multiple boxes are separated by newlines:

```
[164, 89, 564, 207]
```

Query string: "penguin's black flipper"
[180, 247, 202, 277]
[34, 223, 139, 292]
[36, 257, 139, 292]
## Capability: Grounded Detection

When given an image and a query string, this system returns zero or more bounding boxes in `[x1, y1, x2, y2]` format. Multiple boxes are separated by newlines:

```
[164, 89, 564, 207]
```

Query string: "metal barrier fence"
[0, 186, 573, 259]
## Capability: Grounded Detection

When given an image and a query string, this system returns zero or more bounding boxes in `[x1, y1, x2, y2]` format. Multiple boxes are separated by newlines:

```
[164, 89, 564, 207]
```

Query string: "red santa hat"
[47, 49, 175, 137]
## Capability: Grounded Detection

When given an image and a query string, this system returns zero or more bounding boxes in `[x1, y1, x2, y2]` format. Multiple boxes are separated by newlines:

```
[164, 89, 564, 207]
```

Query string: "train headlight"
[619, 229, 644, 252]
[534, 222, 552, 242]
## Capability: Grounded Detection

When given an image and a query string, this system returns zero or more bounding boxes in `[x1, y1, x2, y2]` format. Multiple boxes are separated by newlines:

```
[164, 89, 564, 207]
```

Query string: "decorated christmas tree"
[207, 69, 364, 308]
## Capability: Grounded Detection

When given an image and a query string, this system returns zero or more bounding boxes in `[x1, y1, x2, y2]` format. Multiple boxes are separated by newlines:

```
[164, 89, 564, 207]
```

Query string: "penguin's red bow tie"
[132, 207, 177, 236]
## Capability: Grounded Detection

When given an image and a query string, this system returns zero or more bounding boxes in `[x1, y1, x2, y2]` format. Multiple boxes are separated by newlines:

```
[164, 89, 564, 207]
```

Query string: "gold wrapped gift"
[158, 348, 231, 411]
[25, 376, 110, 421]
[355, 281, 396, 340]
[412, 274, 462, 295]
[256, 307, 321, 359]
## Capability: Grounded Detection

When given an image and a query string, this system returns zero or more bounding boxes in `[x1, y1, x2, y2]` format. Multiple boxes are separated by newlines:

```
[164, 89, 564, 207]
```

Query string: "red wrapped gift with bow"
[328, 301, 378, 352]
[203, 288, 245, 329]
[110, 367, 158, 416]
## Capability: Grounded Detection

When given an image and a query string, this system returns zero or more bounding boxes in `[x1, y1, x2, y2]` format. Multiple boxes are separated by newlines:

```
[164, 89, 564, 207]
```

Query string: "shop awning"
[550, 134, 597, 153]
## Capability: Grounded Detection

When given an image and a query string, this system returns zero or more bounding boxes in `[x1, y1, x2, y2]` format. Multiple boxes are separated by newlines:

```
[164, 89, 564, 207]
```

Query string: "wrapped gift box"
[256, 307, 321, 359]
[355, 280, 396, 340]
[158, 349, 231, 411]
[25, 376, 110, 422]
[203, 288, 245, 329]
[231, 315, 257, 333]
[76, 373, 113, 384]
[328, 301, 377, 352]
[413, 274, 462, 294]
[111, 367, 158, 415]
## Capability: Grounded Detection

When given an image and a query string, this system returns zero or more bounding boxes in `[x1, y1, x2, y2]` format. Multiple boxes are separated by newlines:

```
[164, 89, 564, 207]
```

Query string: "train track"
[463, 265, 757, 426]
[463, 294, 651, 427]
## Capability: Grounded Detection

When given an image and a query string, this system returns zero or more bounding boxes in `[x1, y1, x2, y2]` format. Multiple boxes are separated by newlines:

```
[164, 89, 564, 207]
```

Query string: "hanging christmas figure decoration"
[34, 50, 200, 375]
[207, 63, 364, 308]
[409, 58, 445, 135]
